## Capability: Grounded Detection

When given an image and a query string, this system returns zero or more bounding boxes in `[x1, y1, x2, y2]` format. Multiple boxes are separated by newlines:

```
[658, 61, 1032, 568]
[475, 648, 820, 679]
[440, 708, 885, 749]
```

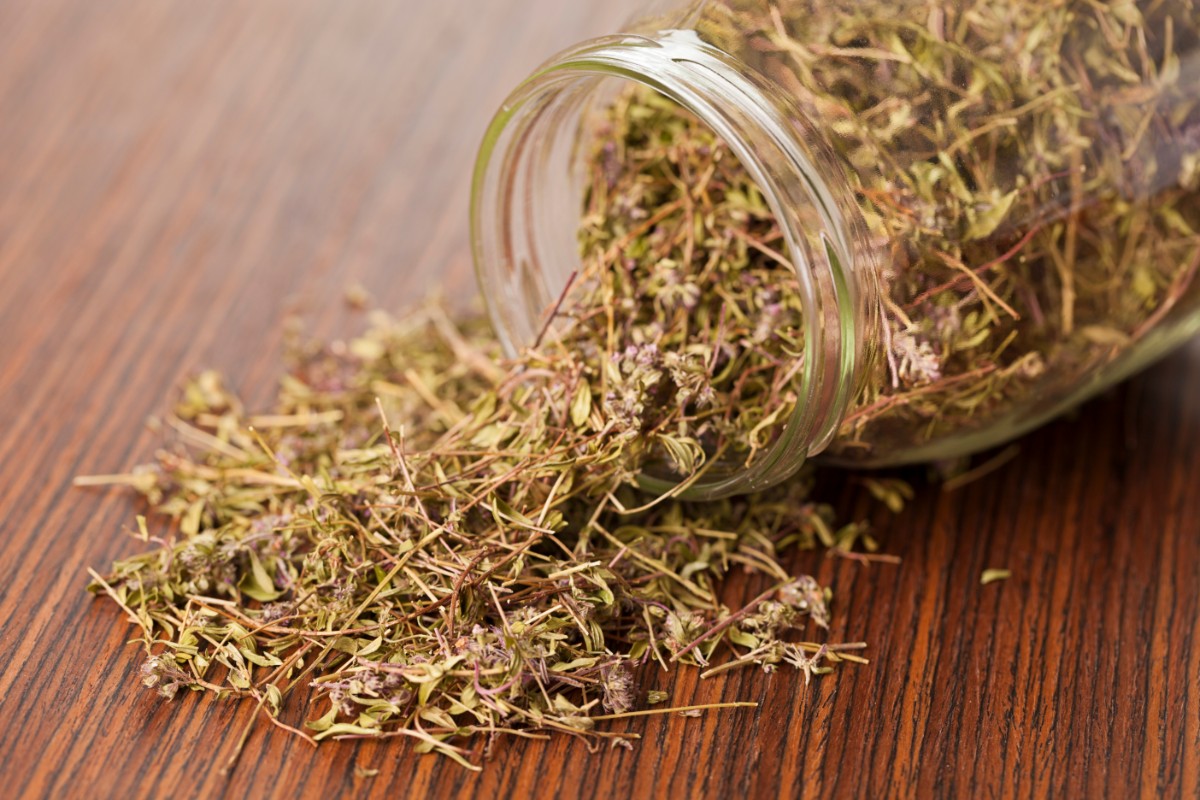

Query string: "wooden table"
[2, 1, 1197, 797]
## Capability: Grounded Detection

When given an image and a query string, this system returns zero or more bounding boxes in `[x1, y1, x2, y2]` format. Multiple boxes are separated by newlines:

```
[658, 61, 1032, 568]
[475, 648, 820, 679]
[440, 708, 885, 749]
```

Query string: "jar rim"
[470, 30, 877, 498]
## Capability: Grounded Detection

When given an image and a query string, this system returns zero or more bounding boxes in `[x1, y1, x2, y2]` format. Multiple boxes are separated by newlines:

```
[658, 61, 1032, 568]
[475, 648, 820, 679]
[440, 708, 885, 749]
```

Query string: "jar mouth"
[471, 30, 875, 499]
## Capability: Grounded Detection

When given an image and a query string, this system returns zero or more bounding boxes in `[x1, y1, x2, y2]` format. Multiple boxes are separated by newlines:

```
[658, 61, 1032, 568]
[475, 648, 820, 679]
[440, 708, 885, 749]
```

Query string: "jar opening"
[471, 32, 876, 498]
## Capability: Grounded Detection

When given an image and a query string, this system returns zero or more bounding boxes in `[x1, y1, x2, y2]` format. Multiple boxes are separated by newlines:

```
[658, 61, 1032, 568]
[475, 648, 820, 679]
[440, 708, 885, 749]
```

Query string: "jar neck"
[471, 30, 882, 498]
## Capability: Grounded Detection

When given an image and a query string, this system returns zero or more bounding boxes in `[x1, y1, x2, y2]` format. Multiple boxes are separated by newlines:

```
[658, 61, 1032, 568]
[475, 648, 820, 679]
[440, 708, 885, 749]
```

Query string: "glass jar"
[472, 0, 1200, 498]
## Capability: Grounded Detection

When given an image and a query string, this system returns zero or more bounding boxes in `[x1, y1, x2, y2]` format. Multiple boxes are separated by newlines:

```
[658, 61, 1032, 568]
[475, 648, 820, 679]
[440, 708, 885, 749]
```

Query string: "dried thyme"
[83, 0, 1200, 773]
[980, 568, 1013, 586]
[684, 0, 1200, 461]
[562, 87, 810, 477]
[83, 71, 876, 769]
[84, 298, 873, 770]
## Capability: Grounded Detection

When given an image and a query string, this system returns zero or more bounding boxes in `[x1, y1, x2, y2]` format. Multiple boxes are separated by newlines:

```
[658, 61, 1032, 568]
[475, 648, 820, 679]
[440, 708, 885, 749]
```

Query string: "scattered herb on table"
[85, 297, 873, 771]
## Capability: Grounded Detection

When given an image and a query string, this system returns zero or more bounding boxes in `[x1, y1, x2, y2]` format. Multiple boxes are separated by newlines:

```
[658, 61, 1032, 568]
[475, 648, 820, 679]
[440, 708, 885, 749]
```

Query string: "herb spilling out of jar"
[84, 0, 1200, 771]
[84, 97, 870, 770]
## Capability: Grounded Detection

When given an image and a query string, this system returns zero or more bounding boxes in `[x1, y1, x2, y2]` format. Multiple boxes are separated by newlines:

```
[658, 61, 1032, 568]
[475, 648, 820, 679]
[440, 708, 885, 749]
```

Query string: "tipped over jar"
[472, 0, 1200, 498]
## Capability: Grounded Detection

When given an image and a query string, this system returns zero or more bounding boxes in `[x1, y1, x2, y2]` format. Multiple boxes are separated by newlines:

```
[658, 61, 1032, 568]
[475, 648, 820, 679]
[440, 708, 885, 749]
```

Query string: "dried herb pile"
[697, 0, 1200, 460]
[85, 93, 879, 770]
[571, 88, 809, 478]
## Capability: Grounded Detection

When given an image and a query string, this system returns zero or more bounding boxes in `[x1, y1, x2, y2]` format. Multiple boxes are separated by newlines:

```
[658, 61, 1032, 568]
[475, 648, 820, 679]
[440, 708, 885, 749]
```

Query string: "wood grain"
[0, 1, 1197, 797]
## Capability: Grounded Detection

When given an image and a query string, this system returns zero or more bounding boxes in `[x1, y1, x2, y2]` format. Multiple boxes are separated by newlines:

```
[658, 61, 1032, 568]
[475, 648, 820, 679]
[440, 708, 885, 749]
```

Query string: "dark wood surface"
[1, 1, 1197, 797]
